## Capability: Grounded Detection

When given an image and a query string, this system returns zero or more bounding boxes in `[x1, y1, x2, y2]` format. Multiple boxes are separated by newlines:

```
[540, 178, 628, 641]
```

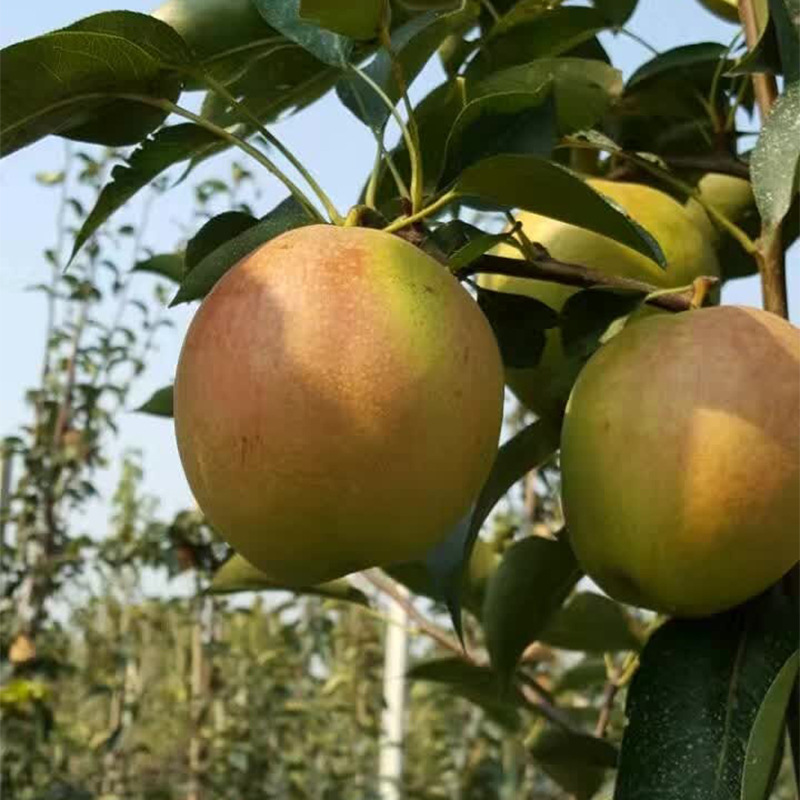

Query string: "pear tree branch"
[457, 250, 719, 313]
[737, 0, 788, 319]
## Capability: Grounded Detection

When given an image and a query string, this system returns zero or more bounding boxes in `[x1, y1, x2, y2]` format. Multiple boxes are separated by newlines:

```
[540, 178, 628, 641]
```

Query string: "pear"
[174, 225, 504, 585]
[560, 305, 799, 617]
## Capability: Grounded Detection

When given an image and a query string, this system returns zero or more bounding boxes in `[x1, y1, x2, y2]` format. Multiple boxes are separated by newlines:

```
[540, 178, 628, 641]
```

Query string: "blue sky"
[1, 0, 797, 542]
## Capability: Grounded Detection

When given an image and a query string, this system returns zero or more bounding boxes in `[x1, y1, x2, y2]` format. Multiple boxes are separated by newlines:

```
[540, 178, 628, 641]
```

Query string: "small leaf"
[448, 230, 516, 270]
[476, 286, 559, 368]
[426, 218, 487, 258]
[70, 124, 219, 263]
[615, 589, 798, 800]
[751, 80, 800, 233]
[251, 0, 353, 66]
[540, 592, 642, 653]
[482, 533, 582, 683]
[185, 212, 258, 273]
[209, 554, 369, 605]
[407, 657, 524, 730]
[439, 88, 557, 187]
[299, 0, 383, 40]
[452, 155, 666, 264]
[171, 196, 316, 306]
[132, 253, 184, 283]
[135, 385, 174, 417]
[741, 649, 799, 800]
[424, 417, 562, 639]
[559, 288, 643, 361]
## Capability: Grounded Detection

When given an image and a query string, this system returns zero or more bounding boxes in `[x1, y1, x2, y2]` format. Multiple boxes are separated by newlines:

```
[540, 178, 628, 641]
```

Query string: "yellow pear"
[684, 172, 754, 247]
[479, 180, 720, 418]
[174, 225, 504, 586]
[560, 305, 799, 617]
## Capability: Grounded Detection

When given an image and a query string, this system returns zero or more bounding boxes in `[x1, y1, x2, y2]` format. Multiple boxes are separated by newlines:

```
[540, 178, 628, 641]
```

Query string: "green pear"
[561, 305, 799, 617]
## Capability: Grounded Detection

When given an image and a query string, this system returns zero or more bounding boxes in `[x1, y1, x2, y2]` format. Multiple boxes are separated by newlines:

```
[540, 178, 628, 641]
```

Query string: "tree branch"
[662, 155, 750, 179]
[460, 251, 719, 313]
[738, 0, 788, 318]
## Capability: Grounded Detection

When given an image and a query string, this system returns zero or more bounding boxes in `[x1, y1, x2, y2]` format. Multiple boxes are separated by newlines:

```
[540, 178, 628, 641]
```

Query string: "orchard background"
[0, 1, 798, 799]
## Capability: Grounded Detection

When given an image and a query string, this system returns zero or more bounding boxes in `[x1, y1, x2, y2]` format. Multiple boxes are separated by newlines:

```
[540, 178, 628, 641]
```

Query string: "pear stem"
[114, 93, 324, 223]
[197, 71, 343, 224]
[378, 24, 424, 213]
[383, 191, 457, 233]
[350, 65, 422, 213]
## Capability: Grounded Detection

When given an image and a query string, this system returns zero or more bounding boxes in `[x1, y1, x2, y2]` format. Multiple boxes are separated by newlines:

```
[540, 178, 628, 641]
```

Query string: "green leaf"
[386, 537, 498, 618]
[452, 155, 666, 264]
[741, 650, 799, 800]
[448, 231, 517, 271]
[555, 657, 609, 694]
[627, 42, 728, 89]
[559, 288, 643, 362]
[426, 218, 515, 268]
[769, 0, 800, 83]
[407, 657, 524, 731]
[185, 212, 258, 273]
[337, 5, 477, 130]
[482, 533, 581, 683]
[132, 253, 185, 283]
[528, 723, 618, 800]
[439, 89, 557, 187]
[466, 6, 610, 81]
[70, 124, 219, 264]
[615, 590, 798, 800]
[751, 80, 800, 233]
[251, 0, 353, 66]
[540, 592, 641, 653]
[0, 11, 193, 156]
[426, 218, 489, 258]
[592, 0, 639, 25]
[424, 417, 562, 640]
[209, 553, 369, 605]
[135, 385, 174, 417]
[299, 0, 383, 40]
[476, 286, 559, 368]
[470, 58, 623, 134]
[617, 43, 741, 156]
[170, 196, 316, 306]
